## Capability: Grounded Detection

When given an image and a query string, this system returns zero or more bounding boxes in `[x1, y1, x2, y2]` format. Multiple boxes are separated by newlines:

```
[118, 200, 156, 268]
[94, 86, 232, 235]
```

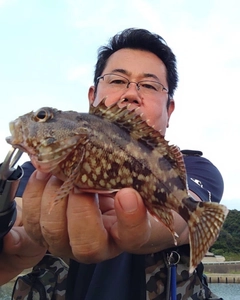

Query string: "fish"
[6, 98, 228, 273]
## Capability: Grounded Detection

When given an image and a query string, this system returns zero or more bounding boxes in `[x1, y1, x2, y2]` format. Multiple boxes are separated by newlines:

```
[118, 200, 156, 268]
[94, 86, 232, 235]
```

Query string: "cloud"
[66, 0, 117, 29]
[0, 0, 16, 8]
[222, 198, 240, 211]
[1, 0, 239, 210]
[0, 0, 8, 6]
[66, 64, 92, 82]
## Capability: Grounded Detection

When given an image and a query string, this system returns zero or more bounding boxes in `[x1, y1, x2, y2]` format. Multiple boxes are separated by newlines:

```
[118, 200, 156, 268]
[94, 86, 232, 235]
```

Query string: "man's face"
[88, 48, 175, 135]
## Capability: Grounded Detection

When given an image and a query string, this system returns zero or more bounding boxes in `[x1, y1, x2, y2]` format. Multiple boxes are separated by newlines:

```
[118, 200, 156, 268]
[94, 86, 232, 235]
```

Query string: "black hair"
[94, 28, 178, 99]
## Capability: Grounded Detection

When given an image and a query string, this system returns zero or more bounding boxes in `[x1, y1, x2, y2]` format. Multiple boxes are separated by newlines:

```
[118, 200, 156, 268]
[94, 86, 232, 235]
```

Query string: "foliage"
[210, 209, 240, 260]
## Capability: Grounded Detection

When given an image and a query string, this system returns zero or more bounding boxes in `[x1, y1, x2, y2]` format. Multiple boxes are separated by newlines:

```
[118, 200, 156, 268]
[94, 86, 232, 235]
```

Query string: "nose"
[120, 82, 142, 105]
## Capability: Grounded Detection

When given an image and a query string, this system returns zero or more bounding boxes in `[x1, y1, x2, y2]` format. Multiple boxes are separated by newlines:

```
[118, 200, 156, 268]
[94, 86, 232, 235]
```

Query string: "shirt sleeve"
[16, 161, 35, 197]
[182, 150, 224, 203]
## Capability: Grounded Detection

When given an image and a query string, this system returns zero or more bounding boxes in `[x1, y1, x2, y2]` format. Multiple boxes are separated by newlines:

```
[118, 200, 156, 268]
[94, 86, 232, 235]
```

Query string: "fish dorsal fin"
[168, 144, 188, 185]
[90, 98, 165, 145]
[90, 98, 187, 182]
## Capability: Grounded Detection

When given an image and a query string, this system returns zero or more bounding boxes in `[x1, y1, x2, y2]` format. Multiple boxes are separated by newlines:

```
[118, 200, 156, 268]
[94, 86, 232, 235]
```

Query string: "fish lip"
[6, 121, 28, 153]
[6, 122, 22, 145]
[5, 135, 23, 149]
[6, 132, 36, 157]
[5, 135, 13, 145]
[5, 136, 30, 154]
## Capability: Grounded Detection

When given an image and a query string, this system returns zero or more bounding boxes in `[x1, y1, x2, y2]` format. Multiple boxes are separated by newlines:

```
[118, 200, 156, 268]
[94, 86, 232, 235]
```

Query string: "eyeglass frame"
[96, 73, 169, 94]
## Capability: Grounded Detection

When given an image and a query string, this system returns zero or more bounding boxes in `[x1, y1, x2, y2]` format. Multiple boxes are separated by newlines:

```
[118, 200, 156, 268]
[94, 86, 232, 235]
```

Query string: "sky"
[0, 0, 239, 210]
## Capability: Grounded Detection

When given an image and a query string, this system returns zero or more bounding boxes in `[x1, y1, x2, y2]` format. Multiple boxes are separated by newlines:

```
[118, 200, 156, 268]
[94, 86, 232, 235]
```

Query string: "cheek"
[144, 105, 168, 133]
[92, 93, 104, 106]
[92, 90, 122, 107]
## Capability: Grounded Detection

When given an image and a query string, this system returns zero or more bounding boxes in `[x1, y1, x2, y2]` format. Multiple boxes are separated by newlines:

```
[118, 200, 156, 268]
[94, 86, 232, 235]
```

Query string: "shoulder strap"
[12, 254, 69, 300]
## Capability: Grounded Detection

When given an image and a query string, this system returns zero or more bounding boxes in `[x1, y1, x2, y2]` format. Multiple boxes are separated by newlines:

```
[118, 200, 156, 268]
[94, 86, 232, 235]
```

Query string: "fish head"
[6, 107, 90, 172]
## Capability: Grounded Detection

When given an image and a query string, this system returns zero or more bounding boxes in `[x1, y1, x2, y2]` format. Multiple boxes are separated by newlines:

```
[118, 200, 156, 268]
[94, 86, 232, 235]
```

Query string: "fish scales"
[6, 99, 228, 273]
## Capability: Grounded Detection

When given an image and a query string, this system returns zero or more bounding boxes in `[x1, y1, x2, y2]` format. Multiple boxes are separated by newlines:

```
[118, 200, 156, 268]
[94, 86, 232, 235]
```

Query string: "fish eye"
[33, 108, 53, 122]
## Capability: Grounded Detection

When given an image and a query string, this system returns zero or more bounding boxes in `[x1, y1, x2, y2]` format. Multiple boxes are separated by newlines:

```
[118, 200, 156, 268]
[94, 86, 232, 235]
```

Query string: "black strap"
[181, 149, 203, 156]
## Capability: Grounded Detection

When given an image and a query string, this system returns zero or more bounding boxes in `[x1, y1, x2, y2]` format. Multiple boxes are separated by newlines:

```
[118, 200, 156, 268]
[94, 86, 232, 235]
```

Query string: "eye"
[110, 79, 126, 85]
[33, 108, 53, 123]
[140, 82, 158, 91]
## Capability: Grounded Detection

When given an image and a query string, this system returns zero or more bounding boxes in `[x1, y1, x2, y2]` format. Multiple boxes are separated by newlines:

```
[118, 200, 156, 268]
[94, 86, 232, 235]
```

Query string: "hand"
[22, 170, 189, 264]
[0, 227, 46, 285]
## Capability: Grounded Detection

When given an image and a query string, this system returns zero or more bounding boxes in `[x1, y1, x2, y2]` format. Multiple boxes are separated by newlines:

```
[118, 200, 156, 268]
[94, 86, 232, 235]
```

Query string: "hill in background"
[210, 209, 240, 261]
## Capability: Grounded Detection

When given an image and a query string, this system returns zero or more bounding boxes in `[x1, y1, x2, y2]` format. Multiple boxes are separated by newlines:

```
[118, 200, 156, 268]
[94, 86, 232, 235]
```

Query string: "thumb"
[112, 188, 151, 251]
[0, 228, 47, 283]
[3, 227, 46, 257]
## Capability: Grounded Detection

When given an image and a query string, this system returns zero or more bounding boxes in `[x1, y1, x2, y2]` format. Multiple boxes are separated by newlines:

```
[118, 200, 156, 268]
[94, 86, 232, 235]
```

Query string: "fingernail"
[11, 230, 21, 245]
[118, 191, 138, 213]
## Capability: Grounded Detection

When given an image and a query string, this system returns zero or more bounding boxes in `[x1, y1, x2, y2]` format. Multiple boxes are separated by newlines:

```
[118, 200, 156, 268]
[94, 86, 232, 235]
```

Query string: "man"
[0, 28, 224, 299]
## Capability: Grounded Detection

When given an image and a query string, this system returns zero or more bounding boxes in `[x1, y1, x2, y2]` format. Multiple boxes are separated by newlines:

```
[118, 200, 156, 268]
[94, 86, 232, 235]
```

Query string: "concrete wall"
[204, 262, 240, 273]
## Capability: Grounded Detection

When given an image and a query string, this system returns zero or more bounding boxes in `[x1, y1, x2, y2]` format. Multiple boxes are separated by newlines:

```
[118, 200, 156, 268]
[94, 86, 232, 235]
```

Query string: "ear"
[88, 86, 95, 105]
[167, 99, 175, 128]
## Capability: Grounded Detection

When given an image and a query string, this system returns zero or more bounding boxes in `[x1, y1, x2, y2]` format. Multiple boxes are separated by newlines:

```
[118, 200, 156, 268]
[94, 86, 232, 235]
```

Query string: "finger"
[111, 188, 151, 251]
[1, 227, 46, 284]
[4, 227, 46, 257]
[15, 197, 23, 226]
[98, 194, 115, 216]
[40, 176, 71, 257]
[22, 171, 51, 246]
[3, 227, 46, 268]
[67, 191, 117, 263]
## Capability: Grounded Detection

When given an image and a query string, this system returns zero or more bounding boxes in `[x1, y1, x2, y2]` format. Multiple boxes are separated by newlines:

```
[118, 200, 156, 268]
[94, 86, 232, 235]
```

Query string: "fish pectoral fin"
[187, 200, 228, 273]
[57, 172, 77, 199]
[48, 148, 85, 213]
[77, 188, 120, 195]
[147, 204, 178, 245]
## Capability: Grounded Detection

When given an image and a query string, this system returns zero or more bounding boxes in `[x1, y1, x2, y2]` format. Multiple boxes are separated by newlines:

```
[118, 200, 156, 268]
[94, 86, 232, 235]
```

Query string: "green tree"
[210, 209, 240, 259]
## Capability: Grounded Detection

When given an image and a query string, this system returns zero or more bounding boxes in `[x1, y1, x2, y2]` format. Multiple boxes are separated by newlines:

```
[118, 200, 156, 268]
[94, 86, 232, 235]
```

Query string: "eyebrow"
[110, 69, 161, 82]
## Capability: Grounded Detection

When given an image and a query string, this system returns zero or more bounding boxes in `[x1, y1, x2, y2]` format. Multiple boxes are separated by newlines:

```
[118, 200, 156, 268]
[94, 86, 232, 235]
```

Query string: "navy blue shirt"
[16, 151, 224, 300]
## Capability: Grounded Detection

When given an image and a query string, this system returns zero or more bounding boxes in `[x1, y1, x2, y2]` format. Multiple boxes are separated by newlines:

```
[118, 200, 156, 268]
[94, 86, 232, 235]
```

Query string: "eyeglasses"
[97, 73, 168, 95]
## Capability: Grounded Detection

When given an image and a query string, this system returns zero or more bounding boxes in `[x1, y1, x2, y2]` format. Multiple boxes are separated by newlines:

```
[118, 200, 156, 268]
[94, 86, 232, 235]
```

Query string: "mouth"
[5, 121, 32, 155]
[6, 121, 22, 145]
[5, 135, 29, 155]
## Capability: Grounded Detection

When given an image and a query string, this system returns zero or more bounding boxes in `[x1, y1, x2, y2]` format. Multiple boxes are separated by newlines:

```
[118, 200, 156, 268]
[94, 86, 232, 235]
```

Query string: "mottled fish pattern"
[6, 99, 228, 273]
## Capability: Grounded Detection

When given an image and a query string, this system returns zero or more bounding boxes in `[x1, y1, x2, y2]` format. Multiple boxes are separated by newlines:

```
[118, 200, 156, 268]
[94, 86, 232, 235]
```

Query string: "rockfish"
[6, 99, 228, 273]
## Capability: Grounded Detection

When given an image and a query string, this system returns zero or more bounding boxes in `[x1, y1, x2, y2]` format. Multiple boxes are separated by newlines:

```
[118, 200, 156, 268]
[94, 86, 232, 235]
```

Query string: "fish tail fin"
[187, 200, 228, 273]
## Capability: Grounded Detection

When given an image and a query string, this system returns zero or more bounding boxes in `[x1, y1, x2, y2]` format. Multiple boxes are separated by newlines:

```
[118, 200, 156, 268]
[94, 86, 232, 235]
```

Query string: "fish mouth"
[5, 136, 27, 154]
[6, 126, 63, 172]
[6, 121, 23, 146]
[6, 121, 36, 156]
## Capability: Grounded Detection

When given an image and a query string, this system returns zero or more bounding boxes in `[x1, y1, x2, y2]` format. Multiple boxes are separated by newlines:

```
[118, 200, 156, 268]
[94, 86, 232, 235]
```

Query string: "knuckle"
[119, 227, 149, 250]
[41, 225, 64, 242]
[71, 240, 104, 263]
[23, 217, 41, 237]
